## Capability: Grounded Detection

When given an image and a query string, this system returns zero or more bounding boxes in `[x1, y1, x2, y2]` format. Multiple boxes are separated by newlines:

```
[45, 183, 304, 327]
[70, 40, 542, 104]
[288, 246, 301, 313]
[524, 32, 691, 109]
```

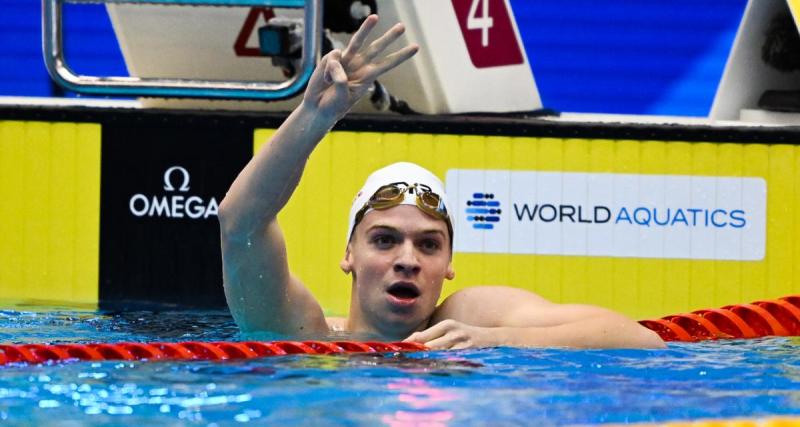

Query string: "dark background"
[99, 122, 252, 308]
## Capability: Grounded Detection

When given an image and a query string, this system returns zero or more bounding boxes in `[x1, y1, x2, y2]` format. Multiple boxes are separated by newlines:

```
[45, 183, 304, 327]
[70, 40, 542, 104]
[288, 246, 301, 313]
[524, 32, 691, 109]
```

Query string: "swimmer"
[219, 15, 665, 349]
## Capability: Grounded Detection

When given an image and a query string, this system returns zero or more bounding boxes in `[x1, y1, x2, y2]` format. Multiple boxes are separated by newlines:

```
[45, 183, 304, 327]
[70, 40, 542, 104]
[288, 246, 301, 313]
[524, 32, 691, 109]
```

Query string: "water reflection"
[381, 378, 458, 427]
[0, 307, 239, 343]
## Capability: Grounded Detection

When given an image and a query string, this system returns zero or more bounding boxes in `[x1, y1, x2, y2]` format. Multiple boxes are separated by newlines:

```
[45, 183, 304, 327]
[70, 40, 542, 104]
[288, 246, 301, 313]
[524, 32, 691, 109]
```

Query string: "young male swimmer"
[219, 15, 664, 349]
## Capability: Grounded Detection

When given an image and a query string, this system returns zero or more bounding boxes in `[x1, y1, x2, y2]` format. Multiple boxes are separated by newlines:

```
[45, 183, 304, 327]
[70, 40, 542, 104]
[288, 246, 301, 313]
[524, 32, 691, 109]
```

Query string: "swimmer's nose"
[393, 241, 421, 276]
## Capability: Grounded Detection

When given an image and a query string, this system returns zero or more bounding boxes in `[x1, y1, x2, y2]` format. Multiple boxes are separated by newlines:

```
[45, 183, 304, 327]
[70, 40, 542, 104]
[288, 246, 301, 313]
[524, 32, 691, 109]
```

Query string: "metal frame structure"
[42, 0, 322, 100]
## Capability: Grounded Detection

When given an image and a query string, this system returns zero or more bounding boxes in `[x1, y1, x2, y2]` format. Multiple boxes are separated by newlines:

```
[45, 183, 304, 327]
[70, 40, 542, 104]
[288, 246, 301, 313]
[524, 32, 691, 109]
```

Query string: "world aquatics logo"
[466, 192, 501, 230]
[446, 169, 766, 261]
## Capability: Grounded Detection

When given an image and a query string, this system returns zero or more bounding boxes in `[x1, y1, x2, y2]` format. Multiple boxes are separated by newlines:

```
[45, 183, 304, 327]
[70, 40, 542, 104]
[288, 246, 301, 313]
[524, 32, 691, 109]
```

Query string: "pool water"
[1, 306, 799, 425]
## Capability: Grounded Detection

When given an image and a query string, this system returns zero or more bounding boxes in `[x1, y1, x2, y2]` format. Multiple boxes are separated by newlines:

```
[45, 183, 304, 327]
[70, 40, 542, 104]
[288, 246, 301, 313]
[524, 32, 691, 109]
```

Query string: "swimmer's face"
[341, 204, 455, 338]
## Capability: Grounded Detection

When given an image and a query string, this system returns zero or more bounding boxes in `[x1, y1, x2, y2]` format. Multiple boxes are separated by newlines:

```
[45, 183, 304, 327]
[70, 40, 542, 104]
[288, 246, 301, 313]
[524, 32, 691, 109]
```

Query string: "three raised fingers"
[370, 44, 419, 79]
[363, 23, 407, 62]
[342, 15, 418, 78]
[342, 14, 379, 61]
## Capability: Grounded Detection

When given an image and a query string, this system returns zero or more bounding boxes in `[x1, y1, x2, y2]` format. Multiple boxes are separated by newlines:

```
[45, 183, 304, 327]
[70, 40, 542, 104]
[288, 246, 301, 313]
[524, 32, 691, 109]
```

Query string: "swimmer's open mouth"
[387, 282, 420, 299]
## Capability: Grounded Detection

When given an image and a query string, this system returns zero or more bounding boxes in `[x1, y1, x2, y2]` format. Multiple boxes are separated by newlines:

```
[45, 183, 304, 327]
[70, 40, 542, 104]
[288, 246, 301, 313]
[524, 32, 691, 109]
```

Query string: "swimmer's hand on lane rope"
[404, 320, 497, 350]
[301, 14, 419, 121]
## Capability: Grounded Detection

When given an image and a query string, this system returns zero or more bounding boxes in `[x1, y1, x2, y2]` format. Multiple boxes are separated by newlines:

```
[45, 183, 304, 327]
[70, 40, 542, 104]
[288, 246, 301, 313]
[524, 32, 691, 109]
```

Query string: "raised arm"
[407, 286, 666, 349]
[219, 15, 419, 334]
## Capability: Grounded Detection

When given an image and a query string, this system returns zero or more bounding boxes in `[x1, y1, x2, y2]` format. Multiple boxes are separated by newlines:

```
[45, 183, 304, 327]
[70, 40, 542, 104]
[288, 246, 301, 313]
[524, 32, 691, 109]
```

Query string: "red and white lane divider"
[639, 295, 800, 342]
[0, 341, 427, 366]
[3, 294, 800, 366]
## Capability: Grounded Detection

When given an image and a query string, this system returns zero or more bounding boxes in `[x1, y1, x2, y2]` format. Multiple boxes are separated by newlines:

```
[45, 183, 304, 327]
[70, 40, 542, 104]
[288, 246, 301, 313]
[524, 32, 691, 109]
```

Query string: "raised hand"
[301, 15, 419, 120]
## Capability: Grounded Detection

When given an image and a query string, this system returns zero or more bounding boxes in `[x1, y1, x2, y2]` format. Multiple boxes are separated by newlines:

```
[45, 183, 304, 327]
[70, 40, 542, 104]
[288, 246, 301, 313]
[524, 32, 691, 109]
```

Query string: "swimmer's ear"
[445, 262, 455, 280]
[339, 244, 354, 274]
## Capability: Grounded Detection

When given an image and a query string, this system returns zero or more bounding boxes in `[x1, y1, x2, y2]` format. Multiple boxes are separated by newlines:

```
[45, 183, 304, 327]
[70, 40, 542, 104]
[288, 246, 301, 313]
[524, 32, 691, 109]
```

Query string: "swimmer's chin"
[238, 330, 289, 342]
[237, 329, 387, 343]
[322, 330, 387, 342]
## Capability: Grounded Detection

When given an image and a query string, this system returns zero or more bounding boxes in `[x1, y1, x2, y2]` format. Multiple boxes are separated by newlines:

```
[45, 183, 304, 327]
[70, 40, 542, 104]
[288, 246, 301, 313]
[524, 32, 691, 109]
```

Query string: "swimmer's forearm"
[408, 315, 664, 349]
[493, 317, 666, 349]
[219, 104, 336, 237]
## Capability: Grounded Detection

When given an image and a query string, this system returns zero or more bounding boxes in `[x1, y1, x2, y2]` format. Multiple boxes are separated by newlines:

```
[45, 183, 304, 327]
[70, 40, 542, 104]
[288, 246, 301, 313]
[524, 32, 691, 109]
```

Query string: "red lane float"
[5, 295, 798, 362]
[0, 341, 427, 366]
[639, 295, 800, 342]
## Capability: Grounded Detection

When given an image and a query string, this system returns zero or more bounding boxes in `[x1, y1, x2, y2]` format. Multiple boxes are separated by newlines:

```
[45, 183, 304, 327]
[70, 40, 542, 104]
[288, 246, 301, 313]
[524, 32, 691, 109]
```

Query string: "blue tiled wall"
[0, 0, 746, 116]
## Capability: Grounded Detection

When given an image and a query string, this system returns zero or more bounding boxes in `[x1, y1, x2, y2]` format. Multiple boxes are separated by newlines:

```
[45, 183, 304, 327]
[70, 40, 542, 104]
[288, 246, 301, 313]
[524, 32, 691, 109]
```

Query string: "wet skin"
[340, 205, 455, 339]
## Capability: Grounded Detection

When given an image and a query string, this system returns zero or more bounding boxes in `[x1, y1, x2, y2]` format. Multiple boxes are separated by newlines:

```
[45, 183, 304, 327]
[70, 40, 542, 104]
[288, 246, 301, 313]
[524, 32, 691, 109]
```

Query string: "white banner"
[445, 170, 766, 261]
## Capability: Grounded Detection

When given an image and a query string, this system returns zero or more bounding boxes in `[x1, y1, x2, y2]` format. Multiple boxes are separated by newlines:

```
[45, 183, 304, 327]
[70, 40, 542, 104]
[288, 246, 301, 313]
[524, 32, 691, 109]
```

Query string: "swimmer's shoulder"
[431, 286, 551, 326]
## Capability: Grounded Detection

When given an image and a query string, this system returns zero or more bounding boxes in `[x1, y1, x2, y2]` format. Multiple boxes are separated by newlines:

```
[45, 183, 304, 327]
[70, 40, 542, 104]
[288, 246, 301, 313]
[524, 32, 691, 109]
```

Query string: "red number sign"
[451, 0, 524, 68]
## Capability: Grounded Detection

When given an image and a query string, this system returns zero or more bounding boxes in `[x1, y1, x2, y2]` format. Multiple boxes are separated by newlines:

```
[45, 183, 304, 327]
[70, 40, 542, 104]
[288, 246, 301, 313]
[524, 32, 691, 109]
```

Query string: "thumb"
[323, 50, 346, 84]
[326, 58, 348, 88]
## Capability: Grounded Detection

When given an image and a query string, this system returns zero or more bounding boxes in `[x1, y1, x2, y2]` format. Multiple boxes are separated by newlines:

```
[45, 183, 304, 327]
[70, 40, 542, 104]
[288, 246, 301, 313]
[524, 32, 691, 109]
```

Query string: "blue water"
[1, 306, 799, 425]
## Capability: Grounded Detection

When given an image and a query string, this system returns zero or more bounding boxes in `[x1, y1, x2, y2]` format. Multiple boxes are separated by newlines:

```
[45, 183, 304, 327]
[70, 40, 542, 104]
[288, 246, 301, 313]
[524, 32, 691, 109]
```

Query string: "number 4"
[467, 0, 494, 47]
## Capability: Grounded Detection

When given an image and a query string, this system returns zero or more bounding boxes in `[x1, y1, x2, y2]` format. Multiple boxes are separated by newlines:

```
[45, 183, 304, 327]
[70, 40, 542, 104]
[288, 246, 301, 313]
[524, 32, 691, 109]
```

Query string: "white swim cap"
[346, 162, 452, 245]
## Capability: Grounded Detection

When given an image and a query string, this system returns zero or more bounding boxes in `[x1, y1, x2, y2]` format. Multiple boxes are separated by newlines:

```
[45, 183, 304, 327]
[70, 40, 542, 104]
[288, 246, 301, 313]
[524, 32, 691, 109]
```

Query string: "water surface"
[1, 306, 798, 425]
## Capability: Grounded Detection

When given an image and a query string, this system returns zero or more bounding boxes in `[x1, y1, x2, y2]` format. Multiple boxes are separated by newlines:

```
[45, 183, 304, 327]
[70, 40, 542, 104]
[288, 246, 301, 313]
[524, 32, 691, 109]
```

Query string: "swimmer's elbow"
[218, 196, 236, 225]
[608, 313, 666, 349]
[218, 195, 278, 242]
[217, 197, 241, 239]
[218, 196, 255, 242]
[634, 324, 667, 349]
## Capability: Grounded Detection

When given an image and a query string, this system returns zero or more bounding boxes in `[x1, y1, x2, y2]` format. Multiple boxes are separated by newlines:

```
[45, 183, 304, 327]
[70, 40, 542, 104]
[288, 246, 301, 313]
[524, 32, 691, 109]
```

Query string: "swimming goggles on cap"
[352, 182, 450, 230]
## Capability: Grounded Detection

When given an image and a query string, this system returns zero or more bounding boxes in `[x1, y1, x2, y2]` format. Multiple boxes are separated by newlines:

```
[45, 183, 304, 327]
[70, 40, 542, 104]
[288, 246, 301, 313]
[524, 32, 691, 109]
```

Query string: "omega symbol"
[129, 165, 219, 219]
[163, 166, 190, 192]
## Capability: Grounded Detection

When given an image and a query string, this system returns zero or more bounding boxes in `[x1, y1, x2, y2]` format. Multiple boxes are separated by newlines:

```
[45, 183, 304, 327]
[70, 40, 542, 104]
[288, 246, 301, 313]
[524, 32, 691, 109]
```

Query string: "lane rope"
[3, 294, 800, 365]
[639, 295, 800, 342]
[0, 341, 426, 366]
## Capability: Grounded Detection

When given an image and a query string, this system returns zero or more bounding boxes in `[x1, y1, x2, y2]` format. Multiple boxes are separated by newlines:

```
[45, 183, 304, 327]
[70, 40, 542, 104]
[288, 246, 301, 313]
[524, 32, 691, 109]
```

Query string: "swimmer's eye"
[418, 238, 441, 253]
[372, 234, 398, 248]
